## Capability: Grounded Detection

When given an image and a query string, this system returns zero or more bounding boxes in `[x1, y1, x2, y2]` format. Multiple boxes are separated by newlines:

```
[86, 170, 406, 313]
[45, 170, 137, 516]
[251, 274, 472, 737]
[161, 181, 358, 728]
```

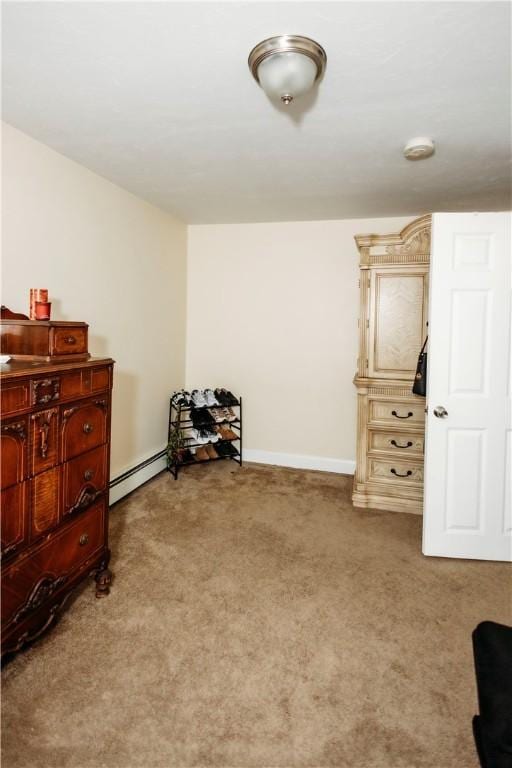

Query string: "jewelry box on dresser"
[1, 313, 114, 656]
[352, 215, 430, 515]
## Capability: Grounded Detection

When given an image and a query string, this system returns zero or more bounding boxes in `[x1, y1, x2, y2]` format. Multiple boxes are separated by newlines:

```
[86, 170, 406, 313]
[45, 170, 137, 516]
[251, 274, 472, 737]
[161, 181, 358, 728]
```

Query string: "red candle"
[34, 301, 51, 321]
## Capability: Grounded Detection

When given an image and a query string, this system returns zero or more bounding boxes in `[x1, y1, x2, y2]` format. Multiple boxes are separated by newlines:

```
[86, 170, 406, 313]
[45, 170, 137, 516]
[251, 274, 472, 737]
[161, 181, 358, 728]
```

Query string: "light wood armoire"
[352, 215, 430, 515]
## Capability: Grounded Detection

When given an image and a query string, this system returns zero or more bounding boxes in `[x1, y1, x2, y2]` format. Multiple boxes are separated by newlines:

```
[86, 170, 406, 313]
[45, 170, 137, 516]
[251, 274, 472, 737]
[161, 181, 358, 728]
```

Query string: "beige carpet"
[2, 462, 511, 768]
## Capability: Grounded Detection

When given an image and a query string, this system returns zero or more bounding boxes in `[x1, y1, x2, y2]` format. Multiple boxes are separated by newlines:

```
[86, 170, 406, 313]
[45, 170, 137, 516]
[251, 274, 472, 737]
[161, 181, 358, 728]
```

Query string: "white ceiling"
[2, 1, 511, 224]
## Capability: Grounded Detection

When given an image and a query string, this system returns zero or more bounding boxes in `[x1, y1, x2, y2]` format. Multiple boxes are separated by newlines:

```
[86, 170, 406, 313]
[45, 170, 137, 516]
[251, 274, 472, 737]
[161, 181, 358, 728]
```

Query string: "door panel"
[423, 212, 512, 561]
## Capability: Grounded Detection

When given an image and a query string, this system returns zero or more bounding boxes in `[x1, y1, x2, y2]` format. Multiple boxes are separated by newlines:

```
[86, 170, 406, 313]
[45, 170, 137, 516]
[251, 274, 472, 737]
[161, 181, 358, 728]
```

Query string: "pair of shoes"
[190, 408, 215, 428]
[191, 428, 219, 444]
[214, 388, 239, 406]
[194, 446, 209, 461]
[216, 425, 238, 441]
[209, 406, 237, 423]
[172, 389, 192, 407]
[216, 442, 238, 458]
[191, 389, 220, 407]
[206, 444, 218, 459]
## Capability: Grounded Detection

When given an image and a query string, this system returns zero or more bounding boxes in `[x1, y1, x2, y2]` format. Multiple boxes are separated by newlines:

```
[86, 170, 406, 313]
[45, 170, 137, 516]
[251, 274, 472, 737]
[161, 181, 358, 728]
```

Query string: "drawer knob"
[64, 335, 77, 344]
[391, 468, 413, 478]
[83, 422, 94, 434]
[391, 410, 413, 420]
[83, 469, 94, 481]
[390, 439, 413, 449]
[79, 533, 89, 546]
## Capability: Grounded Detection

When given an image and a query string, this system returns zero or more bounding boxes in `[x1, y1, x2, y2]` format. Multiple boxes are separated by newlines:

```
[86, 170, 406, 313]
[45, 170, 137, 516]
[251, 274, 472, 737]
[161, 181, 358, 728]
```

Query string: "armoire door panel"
[368, 268, 428, 379]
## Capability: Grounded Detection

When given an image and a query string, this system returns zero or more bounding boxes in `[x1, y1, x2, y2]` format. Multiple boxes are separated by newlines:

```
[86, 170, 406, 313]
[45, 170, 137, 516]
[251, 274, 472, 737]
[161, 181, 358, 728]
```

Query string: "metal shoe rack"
[167, 396, 242, 479]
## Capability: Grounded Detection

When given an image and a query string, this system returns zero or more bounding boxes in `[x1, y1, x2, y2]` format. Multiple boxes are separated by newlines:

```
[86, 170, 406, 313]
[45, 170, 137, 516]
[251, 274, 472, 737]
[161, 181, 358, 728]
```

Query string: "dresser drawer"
[369, 399, 425, 428]
[1, 381, 30, 417]
[60, 366, 111, 402]
[50, 326, 88, 356]
[1, 499, 105, 629]
[368, 429, 424, 457]
[1, 481, 28, 559]
[61, 398, 108, 461]
[63, 445, 108, 516]
[1, 417, 28, 489]
[368, 457, 424, 487]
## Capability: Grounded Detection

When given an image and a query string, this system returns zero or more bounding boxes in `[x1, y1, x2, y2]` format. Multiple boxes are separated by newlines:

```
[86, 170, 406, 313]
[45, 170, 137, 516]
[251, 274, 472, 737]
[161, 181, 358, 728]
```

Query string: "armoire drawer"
[62, 445, 108, 516]
[368, 457, 424, 487]
[368, 399, 425, 428]
[1, 499, 105, 629]
[61, 398, 108, 461]
[368, 430, 424, 457]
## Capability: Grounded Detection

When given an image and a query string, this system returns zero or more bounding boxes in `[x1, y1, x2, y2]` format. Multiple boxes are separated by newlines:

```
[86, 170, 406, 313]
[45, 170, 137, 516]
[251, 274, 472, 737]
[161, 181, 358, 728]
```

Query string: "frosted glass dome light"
[248, 35, 327, 105]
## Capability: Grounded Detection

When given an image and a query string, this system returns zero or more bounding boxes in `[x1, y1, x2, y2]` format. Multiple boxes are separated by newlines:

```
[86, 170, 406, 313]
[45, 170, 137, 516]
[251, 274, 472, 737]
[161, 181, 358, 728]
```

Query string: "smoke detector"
[403, 137, 435, 160]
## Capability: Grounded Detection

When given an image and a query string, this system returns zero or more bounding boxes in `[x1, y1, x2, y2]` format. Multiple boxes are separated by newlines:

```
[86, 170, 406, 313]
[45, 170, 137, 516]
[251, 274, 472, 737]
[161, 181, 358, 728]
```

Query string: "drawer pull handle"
[391, 468, 413, 478]
[390, 440, 413, 449]
[79, 534, 89, 547]
[83, 422, 94, 434]
[64, 335, 76, 344]
[83, 469, 94, 481]
[391, 410, 413, 420]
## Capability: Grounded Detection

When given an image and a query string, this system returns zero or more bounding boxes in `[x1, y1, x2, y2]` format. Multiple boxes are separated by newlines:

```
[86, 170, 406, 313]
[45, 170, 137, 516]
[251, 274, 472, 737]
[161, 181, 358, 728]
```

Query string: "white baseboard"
[109, 452, 167, 505]
[242, 449, 355, 475]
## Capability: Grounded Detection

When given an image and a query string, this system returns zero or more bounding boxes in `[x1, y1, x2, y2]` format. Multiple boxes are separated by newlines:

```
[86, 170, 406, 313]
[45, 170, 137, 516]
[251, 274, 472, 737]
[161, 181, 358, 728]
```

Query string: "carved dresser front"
[352, 215, 430, 515]
[1, 356, 114, 656]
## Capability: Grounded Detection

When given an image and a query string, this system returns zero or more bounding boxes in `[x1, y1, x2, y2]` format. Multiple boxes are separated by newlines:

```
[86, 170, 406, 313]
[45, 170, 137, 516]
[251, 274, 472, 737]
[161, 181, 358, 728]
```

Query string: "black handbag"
[412, 336, 428, 396]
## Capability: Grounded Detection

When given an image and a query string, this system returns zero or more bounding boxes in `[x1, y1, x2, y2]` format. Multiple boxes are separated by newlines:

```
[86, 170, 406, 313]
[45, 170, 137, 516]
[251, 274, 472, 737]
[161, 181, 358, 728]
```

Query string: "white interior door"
[423, 212, 512, 561]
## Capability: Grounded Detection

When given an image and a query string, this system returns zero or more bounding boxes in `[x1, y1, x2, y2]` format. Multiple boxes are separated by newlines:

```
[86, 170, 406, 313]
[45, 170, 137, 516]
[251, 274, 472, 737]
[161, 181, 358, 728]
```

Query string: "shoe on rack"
[191, 389, 207, 407]
[172, 389, 191, 407]
[204, 389, 219, 407]
[208, 408, 224, 423]
[214, 388, 229, 406]
[225, 406, 237, 423]
[206, 428, 219, 443]
[217, 425, 238, 441]
[205, 444, 218, 459]
[224, 390, 239, 406]
[223, 442, 238, 457]
[190, 407, 214, 428]
[195, 446, 209, 461]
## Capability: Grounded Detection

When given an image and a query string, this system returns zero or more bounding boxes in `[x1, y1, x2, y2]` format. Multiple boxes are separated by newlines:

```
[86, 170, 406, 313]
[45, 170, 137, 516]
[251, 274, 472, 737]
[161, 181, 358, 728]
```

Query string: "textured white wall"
[2, 122, 187, 477]
[187, 217, 412, 468]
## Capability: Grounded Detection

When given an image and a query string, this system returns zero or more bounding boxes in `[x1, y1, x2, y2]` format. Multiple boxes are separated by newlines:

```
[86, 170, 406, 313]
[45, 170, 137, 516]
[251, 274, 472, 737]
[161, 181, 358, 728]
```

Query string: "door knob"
[433, 406, 448, 419]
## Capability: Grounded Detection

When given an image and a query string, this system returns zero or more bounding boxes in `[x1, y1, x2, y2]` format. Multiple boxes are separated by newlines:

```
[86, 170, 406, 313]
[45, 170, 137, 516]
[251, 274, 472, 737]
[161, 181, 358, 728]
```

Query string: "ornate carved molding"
[31, 408, 58, 458]
[12, 575, 67, 624]
[355, 214, 431, 266]
[1, 421, 26, 441]
[31, 377, 60, 406]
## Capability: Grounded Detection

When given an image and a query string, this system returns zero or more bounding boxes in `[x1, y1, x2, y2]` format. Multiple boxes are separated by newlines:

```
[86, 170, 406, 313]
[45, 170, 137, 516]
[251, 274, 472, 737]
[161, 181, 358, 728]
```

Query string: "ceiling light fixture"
[248, 35, 327, 106]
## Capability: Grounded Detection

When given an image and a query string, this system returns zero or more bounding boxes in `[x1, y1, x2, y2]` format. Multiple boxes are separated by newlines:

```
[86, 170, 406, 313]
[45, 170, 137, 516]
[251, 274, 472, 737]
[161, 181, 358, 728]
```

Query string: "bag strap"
[419, 335, 428, 354]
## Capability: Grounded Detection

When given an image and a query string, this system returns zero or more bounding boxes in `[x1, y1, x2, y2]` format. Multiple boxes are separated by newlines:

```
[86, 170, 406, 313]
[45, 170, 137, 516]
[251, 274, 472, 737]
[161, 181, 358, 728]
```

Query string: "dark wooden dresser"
[1, 356, 114, 656]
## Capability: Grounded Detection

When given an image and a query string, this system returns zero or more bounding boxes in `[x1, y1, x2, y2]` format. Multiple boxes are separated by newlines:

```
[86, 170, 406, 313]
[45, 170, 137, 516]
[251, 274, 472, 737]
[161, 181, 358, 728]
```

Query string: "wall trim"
[242, 449, 355, 475]
[109, 449, 167, 505]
